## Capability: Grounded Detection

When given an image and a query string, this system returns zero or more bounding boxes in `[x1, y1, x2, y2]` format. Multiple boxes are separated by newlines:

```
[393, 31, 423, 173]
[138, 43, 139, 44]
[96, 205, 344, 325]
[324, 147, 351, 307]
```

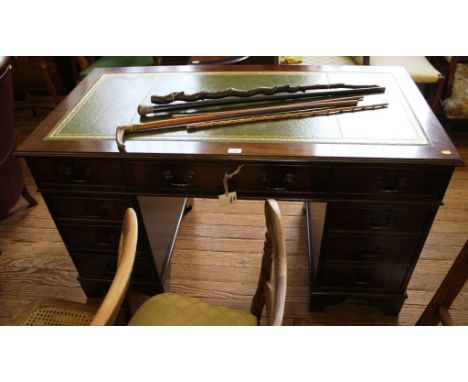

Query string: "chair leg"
[21, 186, 38, 207]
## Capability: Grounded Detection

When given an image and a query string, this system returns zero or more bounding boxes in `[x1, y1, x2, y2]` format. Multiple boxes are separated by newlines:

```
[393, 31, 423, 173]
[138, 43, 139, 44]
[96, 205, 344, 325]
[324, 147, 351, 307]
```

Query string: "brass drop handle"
[96, 232, 117, 248]
[79, 204, 106, 219]
[366, 215, 391, 230]
[355, 243, 382, 259]
[375, 177, 407, 193]
[359, 251, 380, 259]
[163, 170, 195, 188]
[352, 271, 373, 287]
[353, 281, 370, 287]
[261, 173, 294, 191]
[64, 165, 93, 184]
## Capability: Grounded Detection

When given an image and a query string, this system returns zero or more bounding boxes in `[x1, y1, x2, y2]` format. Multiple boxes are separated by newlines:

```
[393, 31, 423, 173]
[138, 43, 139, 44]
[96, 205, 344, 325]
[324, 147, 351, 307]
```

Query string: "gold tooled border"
[45, 71, 429, 146]
[46, 73, 160, 140]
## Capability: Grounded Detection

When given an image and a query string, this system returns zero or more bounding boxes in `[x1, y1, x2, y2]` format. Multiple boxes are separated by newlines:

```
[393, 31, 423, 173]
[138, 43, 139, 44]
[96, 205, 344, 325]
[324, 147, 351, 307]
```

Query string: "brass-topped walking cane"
[116, 98, 388, 151]
[117, 97, 363, 151]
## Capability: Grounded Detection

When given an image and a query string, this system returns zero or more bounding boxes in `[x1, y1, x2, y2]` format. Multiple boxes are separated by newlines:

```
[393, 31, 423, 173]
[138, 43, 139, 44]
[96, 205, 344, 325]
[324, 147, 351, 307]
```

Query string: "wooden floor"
[0, 109, 467, 325]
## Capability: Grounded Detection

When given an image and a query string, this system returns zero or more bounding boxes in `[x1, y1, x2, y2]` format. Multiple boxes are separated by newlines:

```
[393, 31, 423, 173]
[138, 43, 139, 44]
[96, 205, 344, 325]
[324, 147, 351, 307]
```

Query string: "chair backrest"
[416, 240, 468, 325]
[443, 56, 468, 99]
[250, 199, 287, 325]
[443, 56, 460, 99]
[91, 208, 138, 325]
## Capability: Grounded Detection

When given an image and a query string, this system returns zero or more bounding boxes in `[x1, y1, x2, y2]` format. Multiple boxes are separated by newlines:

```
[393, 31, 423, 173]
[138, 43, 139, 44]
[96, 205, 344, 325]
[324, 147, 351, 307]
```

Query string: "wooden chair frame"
[18, 208, 138, 326]
[91, 208, 138, 325]
[250, 199, 287, 325]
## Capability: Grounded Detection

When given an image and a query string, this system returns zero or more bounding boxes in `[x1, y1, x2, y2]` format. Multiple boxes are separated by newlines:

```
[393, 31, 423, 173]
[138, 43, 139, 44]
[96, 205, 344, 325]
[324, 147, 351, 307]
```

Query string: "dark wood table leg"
[137, 196, 191, 291]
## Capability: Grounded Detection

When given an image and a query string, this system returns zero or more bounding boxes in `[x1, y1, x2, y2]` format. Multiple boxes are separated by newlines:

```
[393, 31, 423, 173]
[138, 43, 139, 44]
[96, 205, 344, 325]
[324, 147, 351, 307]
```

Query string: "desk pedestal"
[305, 201, 439, 315]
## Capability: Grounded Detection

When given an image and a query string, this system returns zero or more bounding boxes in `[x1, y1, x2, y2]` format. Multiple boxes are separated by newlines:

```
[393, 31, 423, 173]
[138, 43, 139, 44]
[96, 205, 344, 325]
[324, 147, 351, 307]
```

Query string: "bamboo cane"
[186, 103, 389, 132]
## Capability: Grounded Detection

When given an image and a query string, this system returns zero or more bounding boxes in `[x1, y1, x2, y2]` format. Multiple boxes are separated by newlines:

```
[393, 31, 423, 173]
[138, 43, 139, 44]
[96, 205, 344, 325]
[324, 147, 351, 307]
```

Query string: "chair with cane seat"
[20, 208, 138, 326]
[128, 199, 287, 326]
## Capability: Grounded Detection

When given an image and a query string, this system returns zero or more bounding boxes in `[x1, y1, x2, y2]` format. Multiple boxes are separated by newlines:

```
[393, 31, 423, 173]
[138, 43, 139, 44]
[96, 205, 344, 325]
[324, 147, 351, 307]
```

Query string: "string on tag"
[223, 165, 243, 195]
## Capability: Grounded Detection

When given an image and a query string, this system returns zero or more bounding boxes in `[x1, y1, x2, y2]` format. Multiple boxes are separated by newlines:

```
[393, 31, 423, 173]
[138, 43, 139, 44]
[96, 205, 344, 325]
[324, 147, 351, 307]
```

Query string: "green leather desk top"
[46, 71, 429, 146]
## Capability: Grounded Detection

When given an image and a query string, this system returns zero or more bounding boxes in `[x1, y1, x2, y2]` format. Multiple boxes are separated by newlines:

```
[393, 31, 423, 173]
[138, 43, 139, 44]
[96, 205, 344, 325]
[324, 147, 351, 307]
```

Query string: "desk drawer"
[71, 253, 156, 281]
[234, 164, 330, 195]
[318, 263, 407, 291]
[332, 166, 449, 199]
[327, 204, 433, 233]
[323, 234, 420, 264]
[125, 161, 225, 192]
[59, 224, 148, 254]
[47, 196, 133, 222]
[28, 158, 125, 188]
[125, 161, 330, 196]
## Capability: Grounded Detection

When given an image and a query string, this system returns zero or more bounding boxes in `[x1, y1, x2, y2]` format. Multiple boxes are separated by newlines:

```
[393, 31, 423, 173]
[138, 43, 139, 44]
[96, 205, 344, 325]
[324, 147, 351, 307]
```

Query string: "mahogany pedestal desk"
[17, 65, 463, 315]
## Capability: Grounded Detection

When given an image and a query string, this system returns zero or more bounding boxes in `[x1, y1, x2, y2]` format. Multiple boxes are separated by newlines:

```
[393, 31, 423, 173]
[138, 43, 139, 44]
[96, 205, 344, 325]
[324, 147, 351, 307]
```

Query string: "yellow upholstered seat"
[128, 199, 287, 326]
[128, 292, 257, 326]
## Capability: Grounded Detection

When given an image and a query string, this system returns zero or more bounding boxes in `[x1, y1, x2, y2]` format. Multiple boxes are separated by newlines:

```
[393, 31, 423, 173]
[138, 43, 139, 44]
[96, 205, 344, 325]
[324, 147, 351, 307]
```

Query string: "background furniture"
[155, 56, 279, 66]
[128, 199, 287, 325]
[416, 240, 468, 325]
[368, 57, 444, 113]
[11, 57, 73, 112]
[280, 56, 368, 65]
[74, 57, 279, 82]
[282, 57, 443, 113]
[17, 65, 462, 316]
[0, 56, 37, 219]
[73, 56, 154, 81]
[21, 208, 138, 326]
[440, 56, 468, 129]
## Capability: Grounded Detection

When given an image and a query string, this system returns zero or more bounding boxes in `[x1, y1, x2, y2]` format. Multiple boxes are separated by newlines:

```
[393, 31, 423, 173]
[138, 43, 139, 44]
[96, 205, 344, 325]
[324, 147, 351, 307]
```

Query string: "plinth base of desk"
[309, 291, 407, 316]
[73, 197, 192, 299]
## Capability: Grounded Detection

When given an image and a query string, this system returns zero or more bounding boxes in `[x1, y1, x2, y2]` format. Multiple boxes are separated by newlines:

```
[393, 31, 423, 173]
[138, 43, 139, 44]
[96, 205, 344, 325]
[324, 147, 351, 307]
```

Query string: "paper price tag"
[218, 191, 238, 207]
